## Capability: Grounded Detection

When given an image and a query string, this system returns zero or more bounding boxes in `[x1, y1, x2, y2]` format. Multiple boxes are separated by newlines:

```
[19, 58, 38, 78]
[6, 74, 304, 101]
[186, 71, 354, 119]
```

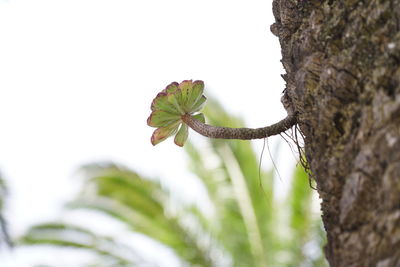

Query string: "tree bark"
[271, 1, 400, 266]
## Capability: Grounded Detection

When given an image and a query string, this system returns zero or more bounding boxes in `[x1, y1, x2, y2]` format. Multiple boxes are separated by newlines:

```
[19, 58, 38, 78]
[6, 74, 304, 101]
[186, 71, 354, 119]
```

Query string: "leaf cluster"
[147, 80, 206, 146]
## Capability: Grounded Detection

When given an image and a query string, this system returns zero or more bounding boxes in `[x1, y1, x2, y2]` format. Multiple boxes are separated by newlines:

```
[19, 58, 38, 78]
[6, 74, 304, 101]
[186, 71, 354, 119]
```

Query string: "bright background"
[0, 0, 294, 265]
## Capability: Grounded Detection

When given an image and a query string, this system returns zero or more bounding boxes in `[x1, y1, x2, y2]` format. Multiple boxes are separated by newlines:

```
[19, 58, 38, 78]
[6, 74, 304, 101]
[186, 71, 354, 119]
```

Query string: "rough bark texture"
[271, 0, 400, 266]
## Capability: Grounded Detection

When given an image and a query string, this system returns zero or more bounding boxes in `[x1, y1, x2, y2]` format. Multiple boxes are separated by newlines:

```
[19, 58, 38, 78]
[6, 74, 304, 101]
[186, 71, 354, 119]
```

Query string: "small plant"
[147, 80, 207, 146]
[147, 80, 297, 146]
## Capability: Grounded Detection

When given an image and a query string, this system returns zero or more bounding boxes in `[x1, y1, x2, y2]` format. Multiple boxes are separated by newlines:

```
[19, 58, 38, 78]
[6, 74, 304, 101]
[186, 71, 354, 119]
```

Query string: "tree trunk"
[271, 0, 400, 266]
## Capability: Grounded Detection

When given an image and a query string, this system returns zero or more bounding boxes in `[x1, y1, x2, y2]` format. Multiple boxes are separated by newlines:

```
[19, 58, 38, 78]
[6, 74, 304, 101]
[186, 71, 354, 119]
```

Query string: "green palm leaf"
[186, 99, 274, 267]
[19, 99, 326, 267]
[20, 223, 139, 266]
[71, 163, 215, 267]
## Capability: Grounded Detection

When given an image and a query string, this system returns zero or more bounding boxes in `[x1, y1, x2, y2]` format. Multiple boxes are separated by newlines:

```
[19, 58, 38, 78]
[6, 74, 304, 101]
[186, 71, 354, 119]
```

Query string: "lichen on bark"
[271, 0, 400, 266]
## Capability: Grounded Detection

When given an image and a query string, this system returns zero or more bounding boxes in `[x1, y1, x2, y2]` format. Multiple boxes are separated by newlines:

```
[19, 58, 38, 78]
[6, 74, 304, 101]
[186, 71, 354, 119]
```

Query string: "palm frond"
[184, 99, 276, 267]
[19, 100, 326, 267]
[282, 165, 328, 266]
[20, 222, 140, 266]
[70, 163, 216, 267]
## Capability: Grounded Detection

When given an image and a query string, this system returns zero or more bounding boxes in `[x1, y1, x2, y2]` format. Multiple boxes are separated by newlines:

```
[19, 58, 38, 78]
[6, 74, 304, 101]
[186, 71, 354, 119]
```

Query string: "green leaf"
[151, 92, 180, 114]
[21, 222, 137, 265]
[192, 113, 205, 123]
[151, 122, 180, 145]
[288, 165, 312, 233]
[167, 93, 185, 115]
[191, 95, 207, 113]
[147, 110, 181, 127]
[174, 123, 189, 147]
[186, 80, 204, 111]
[165, 82, 184, 111]
[179, 80, 192, 108]
[163, 82, 179, 94]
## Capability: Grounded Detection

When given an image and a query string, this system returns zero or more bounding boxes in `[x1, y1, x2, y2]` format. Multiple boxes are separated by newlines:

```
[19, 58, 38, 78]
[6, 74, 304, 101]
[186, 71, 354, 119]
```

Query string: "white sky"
[0, 0, 294, 265]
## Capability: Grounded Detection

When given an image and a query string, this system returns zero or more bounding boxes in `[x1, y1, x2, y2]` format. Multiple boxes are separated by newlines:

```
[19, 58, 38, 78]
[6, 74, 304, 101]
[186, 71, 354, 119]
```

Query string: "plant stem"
[182, 114, 297, 140]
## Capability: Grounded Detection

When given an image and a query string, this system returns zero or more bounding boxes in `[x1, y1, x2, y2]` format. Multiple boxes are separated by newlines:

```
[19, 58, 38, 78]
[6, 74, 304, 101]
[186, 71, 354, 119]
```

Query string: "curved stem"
[182, 113, 297, 140]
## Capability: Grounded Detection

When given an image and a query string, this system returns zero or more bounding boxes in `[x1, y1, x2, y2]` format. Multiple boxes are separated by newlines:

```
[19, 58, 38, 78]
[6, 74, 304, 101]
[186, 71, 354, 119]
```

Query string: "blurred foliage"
[0, 173, 11, 248]
[20, 100, 327, 267]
